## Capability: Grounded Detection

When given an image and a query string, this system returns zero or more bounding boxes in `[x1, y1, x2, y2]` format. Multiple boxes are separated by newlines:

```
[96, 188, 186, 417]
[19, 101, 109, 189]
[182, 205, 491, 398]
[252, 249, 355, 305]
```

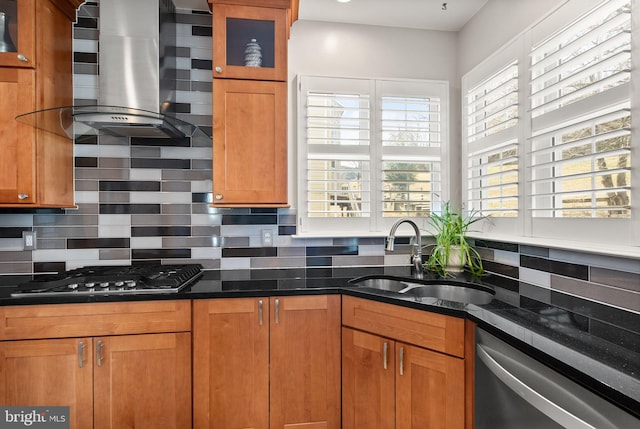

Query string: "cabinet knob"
[17, 54, 28, 62]
[215, 194, 223, 200]
[215, 66, 222, 73]
[18, 193, 29, 200]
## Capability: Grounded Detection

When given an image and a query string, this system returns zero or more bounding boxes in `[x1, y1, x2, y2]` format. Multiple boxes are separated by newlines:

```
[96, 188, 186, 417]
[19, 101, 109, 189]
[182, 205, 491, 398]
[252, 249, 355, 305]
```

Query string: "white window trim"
[296, 75, 450, 237]
[462, 0, 639, 249]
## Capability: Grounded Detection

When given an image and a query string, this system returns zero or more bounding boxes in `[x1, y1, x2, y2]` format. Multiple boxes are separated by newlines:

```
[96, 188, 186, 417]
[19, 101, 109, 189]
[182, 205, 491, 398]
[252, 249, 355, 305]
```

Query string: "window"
[465, 60, 520, 217]
[529, 0, 631, 219]
[462, 0, 636, 246]
[298, 76, 449, 235]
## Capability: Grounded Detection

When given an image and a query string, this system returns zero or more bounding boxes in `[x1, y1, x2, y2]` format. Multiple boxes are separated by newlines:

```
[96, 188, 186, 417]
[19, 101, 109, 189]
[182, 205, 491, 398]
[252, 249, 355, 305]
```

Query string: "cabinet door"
[193, 298, 270, 429]
[0, 67, 35, 204]
[212, 3, 287, 81]
[270, 295, 341, 429]
[0, 338, 94, 429]
[93, 333, 191, 429]
[213, 79, 287, 206]
[342, 328, 395, 429]
[396, 343, 465, 429]
[0, 0, 35, 68]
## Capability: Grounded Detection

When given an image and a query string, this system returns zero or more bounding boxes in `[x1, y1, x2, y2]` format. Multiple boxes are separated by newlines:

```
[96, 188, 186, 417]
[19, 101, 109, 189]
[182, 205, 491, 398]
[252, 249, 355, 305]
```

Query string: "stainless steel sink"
[401, 283, 494, 305]
[349, 277, 415, 293]
[348, 275, 495, 305]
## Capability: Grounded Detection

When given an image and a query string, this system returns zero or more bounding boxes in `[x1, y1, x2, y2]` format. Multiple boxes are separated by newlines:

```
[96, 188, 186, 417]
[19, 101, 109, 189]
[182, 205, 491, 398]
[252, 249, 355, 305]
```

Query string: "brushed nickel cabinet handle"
[383, 342, 388, 370]
[274, 299, 280, 324]
[215, 194, 223, 200]
[215, 66, 222, 73]
[17, 54, 28, 62]
[258, 299, 263, 326]
[399, 347, 404, 376]
[78, 341, 85, 368]
[18, 193, 29, 200]
[96, 340, 104, 367]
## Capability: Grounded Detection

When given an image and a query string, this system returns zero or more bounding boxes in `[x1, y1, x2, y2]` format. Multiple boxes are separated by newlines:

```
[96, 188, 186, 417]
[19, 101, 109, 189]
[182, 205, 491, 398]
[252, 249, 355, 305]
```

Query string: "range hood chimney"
[16, 0, 208, 140]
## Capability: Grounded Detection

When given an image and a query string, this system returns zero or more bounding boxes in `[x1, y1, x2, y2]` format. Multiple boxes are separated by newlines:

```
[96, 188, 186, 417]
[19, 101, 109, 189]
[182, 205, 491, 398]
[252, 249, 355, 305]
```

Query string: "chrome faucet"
[386, 218, 424, 279]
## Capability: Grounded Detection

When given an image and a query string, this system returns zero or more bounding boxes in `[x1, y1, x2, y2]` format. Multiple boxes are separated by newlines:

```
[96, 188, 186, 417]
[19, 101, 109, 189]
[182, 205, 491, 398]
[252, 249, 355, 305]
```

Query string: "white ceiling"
[172, 0, 489, 32]
[299, 0, 488, 31]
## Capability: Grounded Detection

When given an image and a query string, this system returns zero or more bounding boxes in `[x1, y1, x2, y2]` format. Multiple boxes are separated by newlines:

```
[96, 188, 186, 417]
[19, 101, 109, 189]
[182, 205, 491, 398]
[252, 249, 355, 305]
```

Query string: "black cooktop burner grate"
[11, 264, 203, 297]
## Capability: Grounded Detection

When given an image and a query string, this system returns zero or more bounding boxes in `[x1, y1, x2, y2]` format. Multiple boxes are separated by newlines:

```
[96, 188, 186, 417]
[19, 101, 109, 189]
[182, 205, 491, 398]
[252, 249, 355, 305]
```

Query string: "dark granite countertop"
[0, 265, 638, 417]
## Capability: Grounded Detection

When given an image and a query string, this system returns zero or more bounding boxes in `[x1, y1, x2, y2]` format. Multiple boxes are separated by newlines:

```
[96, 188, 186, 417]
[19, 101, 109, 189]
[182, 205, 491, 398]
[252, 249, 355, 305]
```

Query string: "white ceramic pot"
[445, 245, 466, 272]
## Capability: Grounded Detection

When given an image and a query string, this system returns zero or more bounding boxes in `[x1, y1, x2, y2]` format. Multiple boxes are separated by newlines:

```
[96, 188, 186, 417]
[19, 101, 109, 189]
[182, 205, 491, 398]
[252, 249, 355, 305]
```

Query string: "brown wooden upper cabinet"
[209, 0, 296, 207]
[0, 0, 80, 207]
[212, 3, 288, 81]
[0, 0, 36, 68]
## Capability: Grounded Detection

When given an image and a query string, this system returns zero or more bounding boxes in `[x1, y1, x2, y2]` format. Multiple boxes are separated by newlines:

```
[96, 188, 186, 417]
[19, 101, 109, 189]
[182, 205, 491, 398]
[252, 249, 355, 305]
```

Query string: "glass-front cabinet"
[212, 3, 287, 81]
[0, 0, 35, 68]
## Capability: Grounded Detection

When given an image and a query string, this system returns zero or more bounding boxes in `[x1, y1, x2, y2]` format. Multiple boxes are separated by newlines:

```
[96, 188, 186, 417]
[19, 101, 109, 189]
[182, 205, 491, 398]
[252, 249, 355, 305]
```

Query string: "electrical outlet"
[261, 229, 273, 247]
[23, 231, 36, 250]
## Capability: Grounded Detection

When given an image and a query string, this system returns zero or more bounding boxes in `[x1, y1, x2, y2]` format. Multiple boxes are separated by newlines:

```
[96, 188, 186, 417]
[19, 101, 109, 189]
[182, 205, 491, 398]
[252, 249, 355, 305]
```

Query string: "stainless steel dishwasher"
[474, 327, 639, 429]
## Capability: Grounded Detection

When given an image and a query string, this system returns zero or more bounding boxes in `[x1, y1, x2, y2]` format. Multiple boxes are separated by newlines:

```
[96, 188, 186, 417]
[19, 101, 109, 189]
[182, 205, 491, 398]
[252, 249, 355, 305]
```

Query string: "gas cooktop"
[10, 264, 203, 297]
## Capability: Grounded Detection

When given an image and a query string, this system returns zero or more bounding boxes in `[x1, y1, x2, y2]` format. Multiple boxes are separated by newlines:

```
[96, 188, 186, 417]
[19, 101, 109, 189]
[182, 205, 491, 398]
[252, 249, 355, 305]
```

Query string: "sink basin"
[401, 283, 494, 305]
[349, 275, 495, 305]
[349, 277, 414, 293]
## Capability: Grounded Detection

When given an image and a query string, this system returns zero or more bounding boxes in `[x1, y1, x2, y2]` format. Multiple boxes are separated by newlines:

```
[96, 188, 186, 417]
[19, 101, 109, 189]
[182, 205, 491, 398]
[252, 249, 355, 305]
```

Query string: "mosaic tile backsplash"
[0, 2, 638, 335]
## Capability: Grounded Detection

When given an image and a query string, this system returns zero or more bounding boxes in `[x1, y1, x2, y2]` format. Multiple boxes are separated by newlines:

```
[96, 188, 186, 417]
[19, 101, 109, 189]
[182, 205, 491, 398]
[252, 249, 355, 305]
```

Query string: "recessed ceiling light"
[337, 0, 351, 3]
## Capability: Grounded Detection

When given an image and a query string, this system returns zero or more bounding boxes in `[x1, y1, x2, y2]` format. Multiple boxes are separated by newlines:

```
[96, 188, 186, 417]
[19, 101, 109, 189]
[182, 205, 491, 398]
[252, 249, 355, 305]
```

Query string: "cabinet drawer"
[0, 300, 191, 340]
[342, 296, 465, 358]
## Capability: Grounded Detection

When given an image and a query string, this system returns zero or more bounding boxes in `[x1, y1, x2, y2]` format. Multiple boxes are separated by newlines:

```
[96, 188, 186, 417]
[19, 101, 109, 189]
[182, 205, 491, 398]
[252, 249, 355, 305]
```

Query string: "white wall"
[287, 20, 459, 207]
[457, 0, 565, 77]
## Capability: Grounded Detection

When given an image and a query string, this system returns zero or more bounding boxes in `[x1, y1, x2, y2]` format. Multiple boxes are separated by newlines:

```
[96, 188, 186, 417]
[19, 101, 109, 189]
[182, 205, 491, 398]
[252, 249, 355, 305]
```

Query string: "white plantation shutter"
[467, 141, 519, 217]
[462, 0, 636, 246]
[529, 0, 631, 219]
[382, 160, 440, 217]
[530, 0, 631, 117]
[379, 85, 443, 218]
[467, 61, 519, 143]
[305, 88, 371, 218]
[530, 106, 631, 217]
[464, 60, 520, 217]
[298, 76, 448, 234]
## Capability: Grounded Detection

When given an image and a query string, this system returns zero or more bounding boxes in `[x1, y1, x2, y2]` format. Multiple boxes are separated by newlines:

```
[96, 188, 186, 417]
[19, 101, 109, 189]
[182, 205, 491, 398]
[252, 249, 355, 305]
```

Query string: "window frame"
[296, 75, 450, 236]
[461, 0, 639, 248]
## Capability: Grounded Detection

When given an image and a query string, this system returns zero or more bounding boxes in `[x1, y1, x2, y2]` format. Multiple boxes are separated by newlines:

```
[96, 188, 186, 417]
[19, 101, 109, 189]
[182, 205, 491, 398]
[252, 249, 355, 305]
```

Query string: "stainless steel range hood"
[16, 0, 208, 140]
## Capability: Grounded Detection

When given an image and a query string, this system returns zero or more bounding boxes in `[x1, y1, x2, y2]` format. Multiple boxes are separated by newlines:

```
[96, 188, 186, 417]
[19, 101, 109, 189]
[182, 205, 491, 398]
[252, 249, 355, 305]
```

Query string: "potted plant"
[425, 202, 484, 277]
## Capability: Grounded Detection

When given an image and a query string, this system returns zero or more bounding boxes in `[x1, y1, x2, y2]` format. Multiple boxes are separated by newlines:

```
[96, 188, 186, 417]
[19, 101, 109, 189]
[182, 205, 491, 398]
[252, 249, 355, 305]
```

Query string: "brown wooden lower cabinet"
[395, 342, 465, 429]
[193, 295, 341, 429]
[93, 333, 192, 429]
[0, 337, 94, 428]
[342, 296, 471, 429]
[0, 301, 192, 429]
[192, 297, 269, 429]
[0, 294, 472, 429]
[342, 328, 395, 429]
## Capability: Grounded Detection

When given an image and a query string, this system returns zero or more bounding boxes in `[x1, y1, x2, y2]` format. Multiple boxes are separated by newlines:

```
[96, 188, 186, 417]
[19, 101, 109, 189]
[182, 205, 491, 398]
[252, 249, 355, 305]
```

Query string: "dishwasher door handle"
[476, 344, 597, 429]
